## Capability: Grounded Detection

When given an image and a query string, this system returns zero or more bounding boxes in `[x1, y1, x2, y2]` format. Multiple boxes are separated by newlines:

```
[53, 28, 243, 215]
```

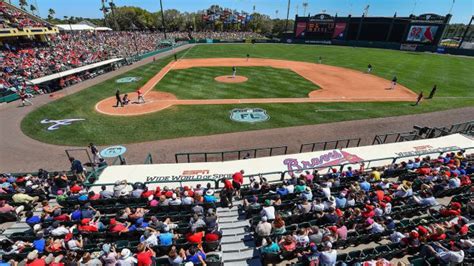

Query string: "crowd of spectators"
[244, 151, 473, 265]
[0, 164, 223, 265]
[0, 2, 48, 29]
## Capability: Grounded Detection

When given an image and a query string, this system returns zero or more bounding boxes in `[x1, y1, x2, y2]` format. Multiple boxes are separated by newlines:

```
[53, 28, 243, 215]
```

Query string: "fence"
[87, 145, 474, 191]
[299, 138, 361, 153]
[243, 146, 474, 184]
[175, 146, 288, 163]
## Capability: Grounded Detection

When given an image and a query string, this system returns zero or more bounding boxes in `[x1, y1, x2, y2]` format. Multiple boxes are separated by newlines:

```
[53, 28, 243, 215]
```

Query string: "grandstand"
[1, 0, 474, 265]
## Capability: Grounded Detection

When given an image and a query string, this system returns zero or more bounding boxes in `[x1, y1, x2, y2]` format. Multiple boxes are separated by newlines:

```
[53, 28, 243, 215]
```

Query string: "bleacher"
[0, 137, 473, 265]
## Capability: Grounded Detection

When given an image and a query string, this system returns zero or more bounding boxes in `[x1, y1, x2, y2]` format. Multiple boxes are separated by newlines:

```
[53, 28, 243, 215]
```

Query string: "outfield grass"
[156, 66, 319, 99]
[21, 44, 474, 146]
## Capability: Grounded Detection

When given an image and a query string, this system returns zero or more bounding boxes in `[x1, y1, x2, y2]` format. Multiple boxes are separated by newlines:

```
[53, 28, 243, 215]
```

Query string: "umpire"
[115, 89, 123, 107]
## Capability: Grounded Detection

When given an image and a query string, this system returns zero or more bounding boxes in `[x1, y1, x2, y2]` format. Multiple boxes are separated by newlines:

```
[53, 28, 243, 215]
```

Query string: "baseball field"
[21, 43, 474, 146]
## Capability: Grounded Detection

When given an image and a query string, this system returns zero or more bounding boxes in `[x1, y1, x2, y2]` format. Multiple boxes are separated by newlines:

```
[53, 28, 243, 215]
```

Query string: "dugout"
[293, 13, 451, 48]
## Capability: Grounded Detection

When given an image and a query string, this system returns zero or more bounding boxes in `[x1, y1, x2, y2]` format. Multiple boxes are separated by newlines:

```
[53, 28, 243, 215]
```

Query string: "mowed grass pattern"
[20, 44, 474, 146]
[156, 66, 319, 99]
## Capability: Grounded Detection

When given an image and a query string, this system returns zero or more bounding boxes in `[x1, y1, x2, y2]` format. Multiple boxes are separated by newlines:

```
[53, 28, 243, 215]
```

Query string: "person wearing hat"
[203, 189, 216, 203]
[100, 243, 118, 265]
[319, 241, 337, 265]
[25, 250, 46, 265]
[117, 248, 137, 265]
[169, 193, 182, 205]
[298, 242, 320, 264]
[260, 199, 275, 221]
[256, 216, 272, 239]
[301, 186, 313, 201]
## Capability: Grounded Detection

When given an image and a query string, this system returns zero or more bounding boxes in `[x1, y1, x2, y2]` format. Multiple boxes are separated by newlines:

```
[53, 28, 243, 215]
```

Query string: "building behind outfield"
[292, 13, 451, 51]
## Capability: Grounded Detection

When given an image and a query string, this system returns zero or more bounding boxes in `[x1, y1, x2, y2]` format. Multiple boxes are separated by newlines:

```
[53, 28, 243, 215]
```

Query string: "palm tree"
[100, 0, 109, 27]
[19, 0, 28, 10]
[109, 0, 120, 31]
[302, 2, 308, 17]
[275, 10, 279, 19]
[47, 8, 55, 21]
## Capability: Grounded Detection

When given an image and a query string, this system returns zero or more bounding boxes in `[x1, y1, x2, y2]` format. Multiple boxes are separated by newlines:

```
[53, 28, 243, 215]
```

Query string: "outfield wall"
[93, 134, 474, 192]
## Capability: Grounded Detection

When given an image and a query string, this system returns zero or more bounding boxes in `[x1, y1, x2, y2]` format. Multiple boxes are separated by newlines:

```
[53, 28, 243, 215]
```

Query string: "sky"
[25, 0, 474, 24]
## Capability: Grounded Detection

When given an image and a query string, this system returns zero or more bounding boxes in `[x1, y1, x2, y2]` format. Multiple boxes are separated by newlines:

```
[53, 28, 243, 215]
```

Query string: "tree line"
[44, 4, 294, 37]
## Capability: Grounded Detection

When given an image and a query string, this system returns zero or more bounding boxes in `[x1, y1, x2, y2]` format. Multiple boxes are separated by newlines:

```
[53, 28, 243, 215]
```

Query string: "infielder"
[367, 64, 372, 73]
[232, 66, 236, 78]
[390, 76, 397, 90]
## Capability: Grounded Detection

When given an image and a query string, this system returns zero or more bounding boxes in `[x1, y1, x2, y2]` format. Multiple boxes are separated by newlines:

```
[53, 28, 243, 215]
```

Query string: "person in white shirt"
[319, 242, 337, 266]
[169, 194, 182, 205]
[285, 181, 295, 194]
[117, 248, 137, 266]
[423, 242, 464, 264]
[140, 229, 159, 246]
[51, 222, 70, 236]
[261, 200, 275, 220]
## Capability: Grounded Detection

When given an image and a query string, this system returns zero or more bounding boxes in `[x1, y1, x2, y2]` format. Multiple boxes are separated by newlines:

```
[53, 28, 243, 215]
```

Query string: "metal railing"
[175, 145, 288, 163]
[300, 138, 361, 153]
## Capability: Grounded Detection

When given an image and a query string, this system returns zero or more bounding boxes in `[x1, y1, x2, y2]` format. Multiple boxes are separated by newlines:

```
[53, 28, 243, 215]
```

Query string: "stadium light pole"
[285, 0, 291, 32]
[458, 15, 473, 49]
[159, 0, 167, 39]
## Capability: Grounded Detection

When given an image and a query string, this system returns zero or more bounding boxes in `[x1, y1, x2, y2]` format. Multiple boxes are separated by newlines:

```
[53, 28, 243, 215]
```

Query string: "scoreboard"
[306, 22, 335, 33]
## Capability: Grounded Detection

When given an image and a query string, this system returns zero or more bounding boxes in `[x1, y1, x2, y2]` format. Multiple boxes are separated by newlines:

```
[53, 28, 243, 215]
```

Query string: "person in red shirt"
[186, 228, 205, 244]
[78, 218, 99, 232]
[136, 243, 155, 266]
[108, 218, 128, 233]
[232, 170, 245, 198]
[26, 250, 46, 266]
[141, 187, 154, 198]
[205, 228, 221, 242]
[70, 183, 82, 194]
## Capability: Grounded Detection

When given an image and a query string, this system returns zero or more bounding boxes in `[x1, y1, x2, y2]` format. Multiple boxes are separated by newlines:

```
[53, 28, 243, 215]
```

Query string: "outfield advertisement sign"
[95, 134, 473, 190]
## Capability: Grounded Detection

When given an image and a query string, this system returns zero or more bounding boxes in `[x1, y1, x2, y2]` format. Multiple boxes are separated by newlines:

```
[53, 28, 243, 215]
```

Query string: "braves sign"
[40, 119, 85, 131]
[283, 150, 364, 173]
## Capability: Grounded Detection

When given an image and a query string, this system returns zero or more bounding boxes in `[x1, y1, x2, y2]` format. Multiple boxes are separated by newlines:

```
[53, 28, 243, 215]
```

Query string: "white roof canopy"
[56, 24, 95, 31]
[28, 58, 123, 85]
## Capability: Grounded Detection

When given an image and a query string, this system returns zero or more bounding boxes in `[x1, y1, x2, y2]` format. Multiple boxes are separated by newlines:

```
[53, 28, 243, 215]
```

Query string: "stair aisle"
[217, 199, 262, 266]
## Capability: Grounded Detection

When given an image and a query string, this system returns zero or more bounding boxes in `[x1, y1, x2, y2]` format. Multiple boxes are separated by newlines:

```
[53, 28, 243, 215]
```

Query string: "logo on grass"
[230, 108, 269, 123]
[116, 77, 141, 83]
[41, 118, 85, 131]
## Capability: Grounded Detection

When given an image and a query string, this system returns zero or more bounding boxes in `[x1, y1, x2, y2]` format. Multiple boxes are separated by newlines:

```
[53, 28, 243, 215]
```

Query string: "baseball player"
[414, 91, 423, 106]
[246, 53, 250, 61]
[367, 64, 372, 73]
[19, 89, 33, 107]
[115, 89, 123, 107]
[318, 56, 322, 64]
[232, 66, 236, 78]
[428, 85, 437, 99]
[390, 76, 397, 90]
[137, 88, 145, 104]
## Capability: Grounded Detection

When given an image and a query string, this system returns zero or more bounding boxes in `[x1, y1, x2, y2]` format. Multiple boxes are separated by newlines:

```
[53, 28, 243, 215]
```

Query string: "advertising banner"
[406, 25, 438, 43]
[332, 23, 347, 39]
[96, 134, 473, 191]
[295, 22, 307, 37]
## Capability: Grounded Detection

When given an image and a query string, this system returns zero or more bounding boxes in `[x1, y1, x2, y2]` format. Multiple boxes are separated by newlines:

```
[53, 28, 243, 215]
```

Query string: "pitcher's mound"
[214, 75, 248, 83]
